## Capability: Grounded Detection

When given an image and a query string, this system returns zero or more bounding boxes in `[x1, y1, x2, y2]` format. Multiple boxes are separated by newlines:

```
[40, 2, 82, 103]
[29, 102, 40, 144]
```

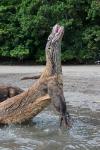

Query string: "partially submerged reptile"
[21, 24, 70, 127]
[45, 24, 70, 127]
[0, 85, 24, 102]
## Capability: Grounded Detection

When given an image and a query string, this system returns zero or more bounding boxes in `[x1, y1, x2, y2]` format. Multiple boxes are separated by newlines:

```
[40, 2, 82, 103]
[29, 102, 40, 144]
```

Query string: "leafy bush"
[10, 45, 29, 61]
[0, 0, 100, 64]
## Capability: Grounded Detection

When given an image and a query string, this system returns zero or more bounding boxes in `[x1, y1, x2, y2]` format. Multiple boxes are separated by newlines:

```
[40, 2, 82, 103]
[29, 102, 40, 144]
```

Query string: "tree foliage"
[0, 0, 100, 63]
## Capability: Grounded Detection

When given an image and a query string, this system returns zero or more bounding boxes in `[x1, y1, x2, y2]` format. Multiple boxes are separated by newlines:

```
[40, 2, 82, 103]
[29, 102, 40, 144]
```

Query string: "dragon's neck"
[41, 40, 62, 78]
[40, 24, 63, 79]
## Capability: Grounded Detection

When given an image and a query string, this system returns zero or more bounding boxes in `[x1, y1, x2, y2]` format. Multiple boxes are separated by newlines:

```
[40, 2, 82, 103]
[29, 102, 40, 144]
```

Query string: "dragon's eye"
[47, 35, 50, 41]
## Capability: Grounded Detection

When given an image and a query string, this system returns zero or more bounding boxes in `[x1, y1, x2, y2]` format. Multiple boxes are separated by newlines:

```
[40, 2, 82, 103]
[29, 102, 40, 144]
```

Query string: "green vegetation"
[0, 0, 100, 64]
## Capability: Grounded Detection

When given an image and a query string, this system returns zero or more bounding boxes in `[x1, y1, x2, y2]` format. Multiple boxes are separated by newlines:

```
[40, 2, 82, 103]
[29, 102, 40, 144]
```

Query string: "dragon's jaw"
[45, 24, 64, 75]
[51, 24, 64, 43]
[48, 24, 64, 44]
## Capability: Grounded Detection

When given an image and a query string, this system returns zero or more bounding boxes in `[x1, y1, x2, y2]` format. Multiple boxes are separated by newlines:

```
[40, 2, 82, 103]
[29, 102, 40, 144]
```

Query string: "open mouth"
[53, 24, 64, 34]
[52, 24, 64, 43]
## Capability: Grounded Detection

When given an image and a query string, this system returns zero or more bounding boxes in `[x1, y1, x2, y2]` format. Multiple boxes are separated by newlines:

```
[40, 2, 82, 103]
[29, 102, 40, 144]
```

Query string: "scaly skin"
[22, 24, 70, 127]
[44, 24, 70, 127]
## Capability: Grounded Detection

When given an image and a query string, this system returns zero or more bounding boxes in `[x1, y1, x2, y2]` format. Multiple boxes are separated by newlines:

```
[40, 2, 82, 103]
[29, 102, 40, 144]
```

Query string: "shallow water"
[0, 66, 100, 150]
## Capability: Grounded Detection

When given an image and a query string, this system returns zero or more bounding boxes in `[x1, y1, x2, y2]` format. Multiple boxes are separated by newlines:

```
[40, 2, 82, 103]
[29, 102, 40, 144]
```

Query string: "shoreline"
[0, 65, 100, 74]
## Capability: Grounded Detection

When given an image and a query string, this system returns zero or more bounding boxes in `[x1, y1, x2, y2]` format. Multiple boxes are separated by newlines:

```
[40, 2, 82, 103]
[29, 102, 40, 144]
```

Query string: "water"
[0, 66, 100, 150]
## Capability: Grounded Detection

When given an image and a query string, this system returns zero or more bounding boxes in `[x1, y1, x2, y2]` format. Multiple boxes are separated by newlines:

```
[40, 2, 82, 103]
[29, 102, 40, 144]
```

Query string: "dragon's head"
[48, 24, 64, 44]
[46, 24, 64, 74]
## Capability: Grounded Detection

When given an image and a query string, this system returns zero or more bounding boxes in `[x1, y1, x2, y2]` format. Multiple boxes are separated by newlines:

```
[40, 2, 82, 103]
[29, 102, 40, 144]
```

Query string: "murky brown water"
[0, 66, 100, 150]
